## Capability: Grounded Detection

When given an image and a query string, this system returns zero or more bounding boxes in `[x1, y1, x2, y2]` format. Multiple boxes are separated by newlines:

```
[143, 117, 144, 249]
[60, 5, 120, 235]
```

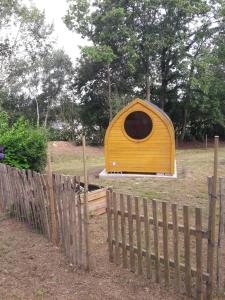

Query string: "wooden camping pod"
[104, 98, 175, 175]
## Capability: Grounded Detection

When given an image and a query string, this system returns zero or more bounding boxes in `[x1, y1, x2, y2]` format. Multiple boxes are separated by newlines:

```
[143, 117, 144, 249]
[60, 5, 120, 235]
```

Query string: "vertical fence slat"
[113, 192, 119, 265]
[47, 154, 58, 244]
[36, 173, 48, 236]
[65, 177, 70, 257]
[107, 189, 113, 262]
[68, 182, 73, 261]
[62, 176, 67, 254]
[28, 170, 37, 230]
[162, 201, 169, 286]
[19, 170, 28, 224]
[120, 193, 127, 268]
[217, 177, 224, 291]
[77, 178, 83, 268]
[143, 198, 151, 279]
[127, 195, 135, 272]
[171, 203, 180, 291]
[207, 175, 215, 299]
[40, 174, 51, 240]
[207, 136, 219, 300]
[33, 172, 45, 233]
[72, 176, 78, 265]
[195, 207, 203, 300]
[62, 176, 68, 256]
[13, 169, 19, 221]
[54, 174, 63, 243]
[152, 199, 160, 283]
[207, 176, 212, 275]
[183, 205, 192, 297]
[135, 197, 142, 275]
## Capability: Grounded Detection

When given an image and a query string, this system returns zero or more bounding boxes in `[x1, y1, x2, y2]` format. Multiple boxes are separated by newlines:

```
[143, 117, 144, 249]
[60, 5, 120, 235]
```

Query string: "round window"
[124, 111, 153, 140]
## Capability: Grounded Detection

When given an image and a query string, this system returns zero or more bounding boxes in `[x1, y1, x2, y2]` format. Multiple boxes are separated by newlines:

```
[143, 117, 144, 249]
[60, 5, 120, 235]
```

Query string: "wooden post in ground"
[47, 152, 58, 245]
[217, 177, 224, 291]
[82, 135, 90, 271]
[207, 136, 219, 299]
[205, 134, 208, 150]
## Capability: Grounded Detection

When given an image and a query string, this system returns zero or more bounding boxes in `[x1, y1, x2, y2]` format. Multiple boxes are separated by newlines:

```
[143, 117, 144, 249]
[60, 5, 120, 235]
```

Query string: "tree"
[82, 45, 117, 120]
[0, 0, 76, 130]
[65, 0, 218, 108]
[64, 0, 224, 143]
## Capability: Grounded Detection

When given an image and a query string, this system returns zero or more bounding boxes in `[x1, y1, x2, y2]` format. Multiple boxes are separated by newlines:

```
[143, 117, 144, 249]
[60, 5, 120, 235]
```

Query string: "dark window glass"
[124, 111, 153, 140]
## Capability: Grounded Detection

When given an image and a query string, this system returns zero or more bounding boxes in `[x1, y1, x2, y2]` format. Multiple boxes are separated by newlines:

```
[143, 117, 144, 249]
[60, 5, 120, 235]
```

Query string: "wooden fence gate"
[106, 182, 223, 299]
[0, 163, 90, 270]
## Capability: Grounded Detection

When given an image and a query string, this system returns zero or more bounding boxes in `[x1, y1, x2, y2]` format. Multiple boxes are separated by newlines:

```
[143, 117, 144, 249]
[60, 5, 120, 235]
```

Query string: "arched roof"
[144, 100, 174, 127]
[105, 98, 174, 141]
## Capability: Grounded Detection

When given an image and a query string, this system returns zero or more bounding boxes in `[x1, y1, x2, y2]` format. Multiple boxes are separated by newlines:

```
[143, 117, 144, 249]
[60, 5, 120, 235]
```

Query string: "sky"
[27, 0, 90, 61]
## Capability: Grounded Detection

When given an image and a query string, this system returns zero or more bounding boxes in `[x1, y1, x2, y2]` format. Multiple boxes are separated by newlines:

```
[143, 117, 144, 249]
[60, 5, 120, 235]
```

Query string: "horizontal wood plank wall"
[0, 164, 89, 271]
[106, 190, 210, 299]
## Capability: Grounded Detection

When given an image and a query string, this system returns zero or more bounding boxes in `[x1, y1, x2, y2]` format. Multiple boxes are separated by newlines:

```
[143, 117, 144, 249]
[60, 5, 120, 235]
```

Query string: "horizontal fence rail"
[0, 163, 89, 270]
[106, 190, 213, 299]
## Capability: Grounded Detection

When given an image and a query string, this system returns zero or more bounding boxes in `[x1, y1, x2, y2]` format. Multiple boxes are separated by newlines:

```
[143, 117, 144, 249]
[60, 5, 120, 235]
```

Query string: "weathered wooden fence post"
[47, 153, 58, 245]
[207, 136, 219, 299]
[82, 135, 90, 271]
[217, 177, 224, 292]
[106, 189, 113, 262]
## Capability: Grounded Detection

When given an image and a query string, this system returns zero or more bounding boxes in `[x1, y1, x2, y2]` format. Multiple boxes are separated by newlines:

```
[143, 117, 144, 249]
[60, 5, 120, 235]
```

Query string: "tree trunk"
[160, 48, 168, 111]
[181, 108, 188, 141]
[181, 60, 195, 141]
[35, 98, 40, 127]
[160, 80, 167, 111]
[146, 74, 151, 101]
[107, 63, 113, 121]
[44, 105, 49, 128]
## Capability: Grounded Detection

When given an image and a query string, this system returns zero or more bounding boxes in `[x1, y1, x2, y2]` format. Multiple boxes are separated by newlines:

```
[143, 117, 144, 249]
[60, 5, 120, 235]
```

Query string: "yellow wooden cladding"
[104, 98, 175, 175]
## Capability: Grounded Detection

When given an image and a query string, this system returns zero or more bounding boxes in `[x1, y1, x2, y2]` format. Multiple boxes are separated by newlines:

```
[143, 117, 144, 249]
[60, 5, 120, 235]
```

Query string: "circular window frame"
[122, 110, 154, 143]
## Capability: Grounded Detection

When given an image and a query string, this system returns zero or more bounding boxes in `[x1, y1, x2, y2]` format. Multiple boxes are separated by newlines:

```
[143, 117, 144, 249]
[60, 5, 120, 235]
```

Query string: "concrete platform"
[99, 161, 177, 179]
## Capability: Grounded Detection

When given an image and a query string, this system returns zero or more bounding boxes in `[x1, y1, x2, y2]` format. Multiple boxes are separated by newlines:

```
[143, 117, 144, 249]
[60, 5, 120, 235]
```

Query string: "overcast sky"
[27, 0, 90, 61]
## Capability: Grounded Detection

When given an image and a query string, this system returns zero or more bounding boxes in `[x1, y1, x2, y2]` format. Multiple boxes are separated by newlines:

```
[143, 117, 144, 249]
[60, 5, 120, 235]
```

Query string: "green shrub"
[0, 112, 47, 172]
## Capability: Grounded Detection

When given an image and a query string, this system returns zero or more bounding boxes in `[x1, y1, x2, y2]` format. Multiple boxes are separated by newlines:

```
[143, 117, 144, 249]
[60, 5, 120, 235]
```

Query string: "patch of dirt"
[48, 141, 103, 157]
[0, 213, 188, 300]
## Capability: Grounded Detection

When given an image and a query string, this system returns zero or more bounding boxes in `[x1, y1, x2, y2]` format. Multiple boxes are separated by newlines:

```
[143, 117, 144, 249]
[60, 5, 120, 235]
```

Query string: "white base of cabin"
[99, 161, 177, 179]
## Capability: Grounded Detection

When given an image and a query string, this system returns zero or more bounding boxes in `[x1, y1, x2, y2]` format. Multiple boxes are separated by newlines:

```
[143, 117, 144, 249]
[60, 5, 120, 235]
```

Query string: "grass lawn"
[50, 142, 225, 212]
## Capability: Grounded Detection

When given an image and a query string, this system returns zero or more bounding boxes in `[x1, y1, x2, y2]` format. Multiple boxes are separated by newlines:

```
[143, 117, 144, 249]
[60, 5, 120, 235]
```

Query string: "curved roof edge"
[109, 98, 174, 128]
[105, 98, 175, 143]
[144, 99, 174, 128]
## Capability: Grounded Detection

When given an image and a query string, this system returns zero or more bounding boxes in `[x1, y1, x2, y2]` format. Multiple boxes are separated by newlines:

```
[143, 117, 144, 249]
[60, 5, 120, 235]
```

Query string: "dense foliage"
[0, 112, 47, 171]
[65, 0, 225, 142]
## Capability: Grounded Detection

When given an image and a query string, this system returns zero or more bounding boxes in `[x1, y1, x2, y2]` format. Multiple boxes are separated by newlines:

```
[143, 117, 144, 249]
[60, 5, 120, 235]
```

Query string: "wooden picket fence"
[0, 163, 89, 270]
[1, 162, 225, 298]
[106, 182, 224, 299]
[0, 163, 51, 237]
[53, 173, 89, 269]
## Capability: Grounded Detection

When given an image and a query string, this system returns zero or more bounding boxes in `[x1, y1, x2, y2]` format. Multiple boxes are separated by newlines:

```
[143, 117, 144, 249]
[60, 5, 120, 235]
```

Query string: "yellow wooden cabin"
[104, 98, 175, 175]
